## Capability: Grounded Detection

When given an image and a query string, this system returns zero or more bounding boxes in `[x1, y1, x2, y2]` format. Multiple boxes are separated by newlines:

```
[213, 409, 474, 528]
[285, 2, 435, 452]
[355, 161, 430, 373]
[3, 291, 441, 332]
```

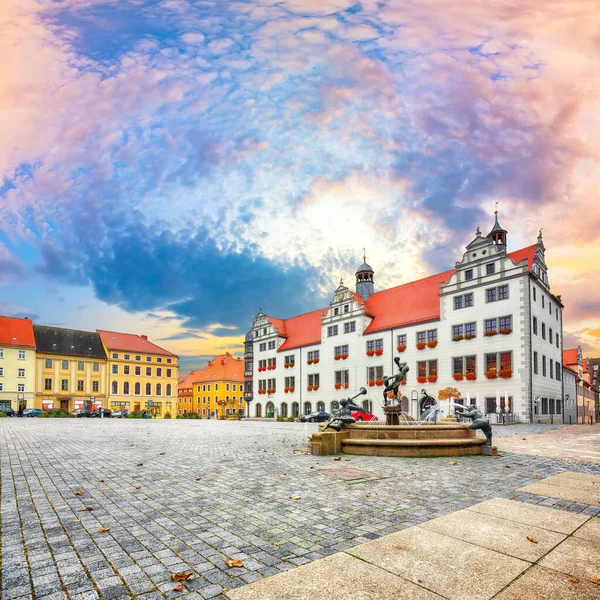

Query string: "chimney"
[141, 335, 148, 341]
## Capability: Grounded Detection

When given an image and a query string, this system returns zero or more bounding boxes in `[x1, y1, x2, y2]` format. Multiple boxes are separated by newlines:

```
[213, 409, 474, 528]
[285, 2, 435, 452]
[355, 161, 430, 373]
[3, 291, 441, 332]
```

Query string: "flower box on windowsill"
[417, 376, 427, 384]
[465, 372, 476, 381]
[453, 373, 464, 381]
[500, 329, 512, 335]
[307, 385, 313, 391]
[484, 330, 498, 337]
[289, 387, 295, 393]
[366, 350, 375, 356]
[375, 349, 383, 356]
[289, 363, 295, 368]
[313, 358, 319, 364]
[368, 380, 375, 387]
[307, 359, 313, 365]
[334, 355, 341, 360]
[343, 383, 349, 389]
[452, 336, 464, 342]
[341, 353, 348, 360]
[334, 384, 341, 390]
[284, 364, 289, 369]
[397, 345, 406, 352]
[427, 341, 438, 348]
[416, 342, 426, 350]
[498, 369, 512, 379]
[485, 369, 497, 379]
[284, 388, 289, 393]
[313, 385, 319, 391]
[465, 334, 476, 340]
[427, 375, 437, 383]
[375, 379, 383, 386]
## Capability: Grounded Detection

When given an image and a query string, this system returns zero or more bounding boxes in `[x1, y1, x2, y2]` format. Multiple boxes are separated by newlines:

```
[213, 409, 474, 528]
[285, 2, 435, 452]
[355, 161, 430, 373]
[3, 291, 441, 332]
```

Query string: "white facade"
[248, 221, 564, 423]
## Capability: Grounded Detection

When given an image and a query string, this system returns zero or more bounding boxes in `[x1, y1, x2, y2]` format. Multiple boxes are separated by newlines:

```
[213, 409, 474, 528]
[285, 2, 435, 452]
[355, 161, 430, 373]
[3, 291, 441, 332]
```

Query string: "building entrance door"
[60, 399, 69, 412]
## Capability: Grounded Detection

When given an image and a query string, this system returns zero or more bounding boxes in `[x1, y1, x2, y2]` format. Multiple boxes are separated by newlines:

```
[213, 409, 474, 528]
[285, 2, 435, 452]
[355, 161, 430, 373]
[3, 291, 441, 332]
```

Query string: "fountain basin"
[309, 423, 487, 457]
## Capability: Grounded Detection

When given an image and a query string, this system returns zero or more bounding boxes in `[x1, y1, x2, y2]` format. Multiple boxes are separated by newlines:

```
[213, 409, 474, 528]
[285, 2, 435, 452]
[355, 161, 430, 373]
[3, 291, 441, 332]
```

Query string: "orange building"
[177, 353, 245, 418]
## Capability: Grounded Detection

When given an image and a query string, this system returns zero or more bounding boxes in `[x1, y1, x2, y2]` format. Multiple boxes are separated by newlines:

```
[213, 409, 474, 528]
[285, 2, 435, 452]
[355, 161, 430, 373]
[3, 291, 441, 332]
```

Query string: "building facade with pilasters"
[246, 214, 564, 423]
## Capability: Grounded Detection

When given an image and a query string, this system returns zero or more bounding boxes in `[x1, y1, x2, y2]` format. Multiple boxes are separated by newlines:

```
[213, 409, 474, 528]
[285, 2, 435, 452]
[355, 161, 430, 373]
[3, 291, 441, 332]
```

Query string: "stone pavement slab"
[419, 508, 566, 562]
[347, 526, 530, 600]
[465, 497, 589, 534]
[494, 565, 600, 600]
[226, 552, 443, 600]
[573, 517, 600, 544]
[518, 480, 600, 505]
[539, 536, 600, 582]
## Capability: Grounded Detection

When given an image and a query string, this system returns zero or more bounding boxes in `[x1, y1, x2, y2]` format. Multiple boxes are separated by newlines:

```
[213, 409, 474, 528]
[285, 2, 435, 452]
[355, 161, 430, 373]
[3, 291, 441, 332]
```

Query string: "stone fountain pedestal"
[309, 423, 487, 457]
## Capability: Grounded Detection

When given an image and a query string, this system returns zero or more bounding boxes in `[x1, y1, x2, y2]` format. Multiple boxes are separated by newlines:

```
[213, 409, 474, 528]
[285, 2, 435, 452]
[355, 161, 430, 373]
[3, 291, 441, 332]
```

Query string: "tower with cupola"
[355, 249, 374, 301]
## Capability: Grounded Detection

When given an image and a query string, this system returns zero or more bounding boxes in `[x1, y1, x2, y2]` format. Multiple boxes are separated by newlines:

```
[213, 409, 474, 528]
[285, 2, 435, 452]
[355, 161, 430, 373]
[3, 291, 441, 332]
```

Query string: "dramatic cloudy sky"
[1, 0, 599, 369]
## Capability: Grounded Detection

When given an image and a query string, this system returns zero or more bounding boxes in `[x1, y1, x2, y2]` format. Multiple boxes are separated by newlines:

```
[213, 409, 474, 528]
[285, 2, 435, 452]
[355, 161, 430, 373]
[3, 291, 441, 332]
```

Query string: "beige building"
[0, 316, 36, 412]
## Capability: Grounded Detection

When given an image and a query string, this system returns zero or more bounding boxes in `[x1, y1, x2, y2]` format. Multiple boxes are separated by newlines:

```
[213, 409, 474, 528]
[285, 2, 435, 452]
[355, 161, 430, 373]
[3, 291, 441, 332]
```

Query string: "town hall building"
[244, 213, 564, 423]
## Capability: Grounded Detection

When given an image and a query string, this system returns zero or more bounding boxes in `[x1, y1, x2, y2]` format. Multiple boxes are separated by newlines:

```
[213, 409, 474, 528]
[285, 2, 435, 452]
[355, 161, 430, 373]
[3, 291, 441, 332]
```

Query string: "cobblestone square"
[1, 419, 598, 599]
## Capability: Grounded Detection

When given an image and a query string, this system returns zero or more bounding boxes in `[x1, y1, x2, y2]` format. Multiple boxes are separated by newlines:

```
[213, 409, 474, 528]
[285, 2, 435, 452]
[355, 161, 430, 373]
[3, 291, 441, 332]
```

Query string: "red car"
[351, 409, 378, 422]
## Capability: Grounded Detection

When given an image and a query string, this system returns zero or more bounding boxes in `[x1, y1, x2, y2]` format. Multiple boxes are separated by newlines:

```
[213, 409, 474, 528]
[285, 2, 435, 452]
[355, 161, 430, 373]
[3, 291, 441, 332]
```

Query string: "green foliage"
[177, 413, 201, 419]
[38, 409, 74, 418]
[164, 412, 172, 419]
[0, 411, 8, 418]
[126, 411, 143, 419]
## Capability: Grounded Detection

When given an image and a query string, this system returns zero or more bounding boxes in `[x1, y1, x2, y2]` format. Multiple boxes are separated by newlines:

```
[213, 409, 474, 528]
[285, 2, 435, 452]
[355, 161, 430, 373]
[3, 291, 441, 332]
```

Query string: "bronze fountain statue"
[382, 357, 409, 405]
[322, 387, 368, 432]
[456, 404, 493, 446]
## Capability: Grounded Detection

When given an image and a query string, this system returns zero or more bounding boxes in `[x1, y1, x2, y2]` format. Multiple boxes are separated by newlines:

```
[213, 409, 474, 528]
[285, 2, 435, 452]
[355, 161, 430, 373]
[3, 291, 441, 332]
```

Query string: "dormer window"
[486, 263, 495, 275]
[465, 269, 473, 281]
[344, 304, 350, 313]
[334, 307, 339, 316]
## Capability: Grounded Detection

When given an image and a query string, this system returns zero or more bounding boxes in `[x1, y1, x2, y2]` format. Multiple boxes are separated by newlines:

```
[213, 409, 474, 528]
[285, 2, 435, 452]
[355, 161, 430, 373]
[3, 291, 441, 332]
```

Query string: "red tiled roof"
[0, 316, 36, 348]
[264, 245, 538, 348]
[97, 330, 177, 357]
[177, 353, 243, 387]
[563, 349, 579, 366]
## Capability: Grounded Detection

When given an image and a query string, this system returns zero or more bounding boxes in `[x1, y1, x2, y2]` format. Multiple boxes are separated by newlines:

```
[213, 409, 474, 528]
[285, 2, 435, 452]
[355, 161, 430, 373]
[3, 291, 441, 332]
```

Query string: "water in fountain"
[419, 403, 442, 422]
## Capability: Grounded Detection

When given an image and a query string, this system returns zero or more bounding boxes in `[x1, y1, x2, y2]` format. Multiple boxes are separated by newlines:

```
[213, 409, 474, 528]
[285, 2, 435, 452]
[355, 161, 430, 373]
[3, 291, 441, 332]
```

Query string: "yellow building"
[0, 316, 36, 412]
[98, 330, 178, 417]
[178, 352, 245, 418]
[33, 325, 108, 411]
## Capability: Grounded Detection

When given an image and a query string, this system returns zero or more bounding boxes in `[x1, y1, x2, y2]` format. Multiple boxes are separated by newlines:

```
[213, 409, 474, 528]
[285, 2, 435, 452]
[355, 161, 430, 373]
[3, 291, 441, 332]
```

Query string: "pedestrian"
[142, 410, 147, 419]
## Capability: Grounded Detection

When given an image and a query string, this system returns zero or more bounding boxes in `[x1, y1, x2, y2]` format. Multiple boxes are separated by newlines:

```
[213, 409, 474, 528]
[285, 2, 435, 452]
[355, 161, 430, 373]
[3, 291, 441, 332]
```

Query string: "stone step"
[342, 437, 486, 457]
[346, 424, 476, 440]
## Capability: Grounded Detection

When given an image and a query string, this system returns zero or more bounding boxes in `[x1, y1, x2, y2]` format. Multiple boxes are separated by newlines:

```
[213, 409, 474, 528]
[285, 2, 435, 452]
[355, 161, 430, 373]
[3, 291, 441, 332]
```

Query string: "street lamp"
[17, 392, 24, 417]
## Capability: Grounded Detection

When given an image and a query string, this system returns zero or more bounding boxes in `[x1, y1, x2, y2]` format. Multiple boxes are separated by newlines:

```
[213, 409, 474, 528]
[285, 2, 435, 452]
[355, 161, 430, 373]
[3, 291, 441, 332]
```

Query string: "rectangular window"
[74, 360, 84, 371]
[123, 354, 130, 360]
[542, 296, 545, 308]
[61, 379, 68, 391]
[0, 383, 3, 391]
[135, 366, 141, 375]
[334, 307, 339, 316]
[486, 263, 495, 275]
[465, 269, 473, 281]
[284, 376, 295, 389]
[454, 296, 463, 310]
[555, 362, 561, 381]
[267, 357, 276, 369]
[465, 355, 476, 375]
[541, 323, 546, 340]
[533, 317, 537, 335]
[17, 349, 24, 359]
[499, 316, 512, 331]
[486, 288, 497, 302]
[542, 356, 546, 377]
[135, 355, 141, 361]
[284, 355, 295, 367]
[344, 321, 356, 334]
[464, 293, 473, 307]
[124, 365, 130, 375]
[533, 287, 536, 301]
[344, 304, 350, 313]
[366, 366, 384, 382]
[17, 384, 24, 392]
[146, 367, 151, 376]
[157, 357, 162, 363]
[167, 358, 172, 364]
[556, 332, 559, 348]
[146, 356, 152, 362]
[93, 362, 99, 372]
[534, 352, 538, 375]
[45, 358, 53, 368]
[215, 384, 219, 391]
[417, 361, 427, 377]
[498, 285, 508, 300]
[416, 331, 426, 344]
[44, 378, 52, 390]
[485, 319, 497, 334]
[92, 381, 99, 393]
[18, 368, 25, 377]
[335, 370, 349, 386]
[428, 360, 437, 377]
[334, 345, 349, 356]
[465, 322, 476, 337]
[550, 360, 553, 379]
[541, 398, 548, 414]
[112, 353, 118, 359]
[452, 325, 463, 338]
[485, 353, 497, 372]
[366, 339, 383, 351]
[77, 380, 84, 392]
[166, 368, 172, 378]
[62, 360, 69, 369]
[308, 350, 320, 362]
[453, 357, 463, 375]
[112, 364, 118, 374]
[549, 327, 553, 344]
[226, 383, 230, 391]
[397, 334, 406, 347]
[308, 373, 320, 388]
[157, 368, 162, 377]
[500, 352, 512, 371]
[327, 325, 338, 337]
[0, 367, 3, 376]
[268, 341, 276, 350]
[427, 329, 437, 343]
[0, 349, 3, 358]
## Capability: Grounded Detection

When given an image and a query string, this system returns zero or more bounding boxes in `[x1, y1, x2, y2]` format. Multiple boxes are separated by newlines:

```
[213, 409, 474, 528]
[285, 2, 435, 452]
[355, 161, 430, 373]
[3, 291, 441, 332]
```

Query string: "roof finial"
[362, 247, 366, 262]
[494, 201, 499, 215]
[476, 225, 481, 236]
[339, 277, 343, 286]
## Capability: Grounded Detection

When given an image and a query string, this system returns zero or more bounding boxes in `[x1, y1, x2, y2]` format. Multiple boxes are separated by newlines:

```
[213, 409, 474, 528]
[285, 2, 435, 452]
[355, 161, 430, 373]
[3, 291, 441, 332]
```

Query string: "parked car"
[350, 409, 378, 422]
[0, 405, 15, 416]
[112, 409, 129, 418]
[90, 408, 112, 418]
[300, 411, 331, 423]
[73, 408, 91, 418]
[22, 408, 44, 418]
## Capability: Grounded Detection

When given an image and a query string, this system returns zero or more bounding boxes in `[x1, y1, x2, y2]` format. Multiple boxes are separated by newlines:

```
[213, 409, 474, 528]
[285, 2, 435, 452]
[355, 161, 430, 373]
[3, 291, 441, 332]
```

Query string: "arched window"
[304, 402, 312, 415]
[123, 382, 130, 395]
[166, 384, 172, 396]
[145, 382, 151, 395]
[112, 381, 118, 395]
[317, 401, 325, 413]
[135, 382, 141, 395]
[280, 403, 288, 418]
[255, 403, 262, 417]
[362, 399, 373, 412]
[331, 400, 340, 413]
[156, 383, 162, 396]
[292, 402, 299, 417]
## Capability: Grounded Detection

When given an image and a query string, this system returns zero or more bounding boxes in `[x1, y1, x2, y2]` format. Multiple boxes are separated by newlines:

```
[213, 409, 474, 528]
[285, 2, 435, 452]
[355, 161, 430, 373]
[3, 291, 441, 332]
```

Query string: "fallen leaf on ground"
[568, 577, 580, 584]
[136, 463, 143, 466]
[222, 587, 229, 594]
[366, 492, 371, 497]
[171, 572, 194, 582]
[344, 458, 351, 461]
[225, 559, 244, 568]
[128, 444, 134, 446]
[159, 452, 165, 455]
[522, 438, 526, 440]
[99, 479, 104, 483]
[289, 495, 301, 500]
[590, 577, 600, 585]
[414, 461, 418, 464]
[74, 490, 83, 495]
[526, 536, 538, 543]
[333, 457, 341, 461]
[448, 461, 457, 465]
[98, 527, 110, 532]
[135, 486, 141, 489]
[172, 583, 184, 592]
[73, 520, 81, 523]
[196, 477, 201, 481]
[80, 507, 94, 511]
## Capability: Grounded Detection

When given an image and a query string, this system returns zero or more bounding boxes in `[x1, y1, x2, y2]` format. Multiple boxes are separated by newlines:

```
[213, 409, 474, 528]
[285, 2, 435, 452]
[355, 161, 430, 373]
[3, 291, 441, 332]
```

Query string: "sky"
[1, 0, 599, 372]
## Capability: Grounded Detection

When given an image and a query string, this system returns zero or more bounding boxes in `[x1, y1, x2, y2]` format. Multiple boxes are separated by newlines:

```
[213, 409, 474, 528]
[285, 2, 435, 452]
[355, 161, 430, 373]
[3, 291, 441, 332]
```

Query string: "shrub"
[287, 416, 295, 422]
[276, 416, 284, 422]
[452, 335, 464, 342]
[0, 412, 8, 418]
[127, 411, 143, 419]
[38, 409, 73, 418]
[164, 412, 171, 419]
